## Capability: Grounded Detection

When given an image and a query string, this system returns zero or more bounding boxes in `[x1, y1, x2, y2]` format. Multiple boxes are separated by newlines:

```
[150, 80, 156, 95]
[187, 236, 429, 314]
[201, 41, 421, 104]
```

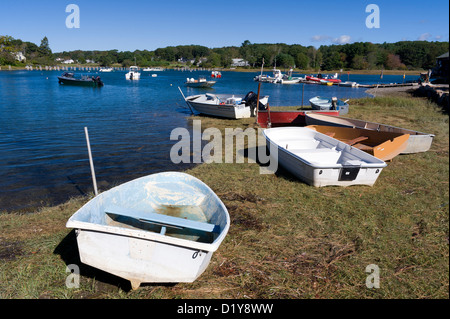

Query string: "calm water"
[0, 69, 418, 212]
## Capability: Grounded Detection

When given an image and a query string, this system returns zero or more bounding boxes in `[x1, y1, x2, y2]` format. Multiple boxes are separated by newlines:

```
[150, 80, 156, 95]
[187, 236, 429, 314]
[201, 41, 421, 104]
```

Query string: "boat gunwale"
[263, 127, 387, 169]
[66, 172, 230, 252]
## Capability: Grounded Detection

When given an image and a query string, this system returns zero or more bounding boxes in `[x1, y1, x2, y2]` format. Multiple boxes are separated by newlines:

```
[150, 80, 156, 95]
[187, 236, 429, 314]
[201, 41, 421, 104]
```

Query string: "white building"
[231, 58, 249, 67]
[14, 51, 26, 62]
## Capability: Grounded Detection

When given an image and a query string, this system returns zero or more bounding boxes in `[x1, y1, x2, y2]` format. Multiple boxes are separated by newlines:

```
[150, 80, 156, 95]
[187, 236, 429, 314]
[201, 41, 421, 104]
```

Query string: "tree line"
[1, 35, 448, 71]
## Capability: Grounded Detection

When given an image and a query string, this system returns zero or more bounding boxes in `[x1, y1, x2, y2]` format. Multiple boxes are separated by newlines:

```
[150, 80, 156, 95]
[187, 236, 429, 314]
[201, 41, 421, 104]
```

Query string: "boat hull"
[309, 97, 349, 115]
[263, 127, 387, 187]
[185, 94, 268, 119]
[305, 113, 434, 154]
[66, 172, 230, 289]
[57, 77, 103, 87]
[185, 81, 216, 88]
[306, 125, 410, 161]
[257, 110, 340, 128]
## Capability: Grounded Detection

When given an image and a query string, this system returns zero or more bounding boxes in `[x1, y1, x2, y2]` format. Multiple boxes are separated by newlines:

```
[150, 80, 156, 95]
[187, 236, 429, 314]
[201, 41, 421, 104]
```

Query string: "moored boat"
[125, 66, 141, 80]
[309, 96, 349, 115]
[305, 125, 410, 161]
[263, 127, 387, 187]
[185, 77, 216, 88]
[306, 74, 341, 83]
[66, 172, 230, 290]
[305, 113, 435, 154]
[57, 72, 104, 87]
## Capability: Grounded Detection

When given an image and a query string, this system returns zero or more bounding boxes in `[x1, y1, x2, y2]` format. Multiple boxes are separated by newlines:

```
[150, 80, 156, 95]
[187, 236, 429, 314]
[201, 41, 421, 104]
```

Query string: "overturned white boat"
[263, 127, 387, 187]
[180, 89, 269, 119]
[66, 172, 230, 289]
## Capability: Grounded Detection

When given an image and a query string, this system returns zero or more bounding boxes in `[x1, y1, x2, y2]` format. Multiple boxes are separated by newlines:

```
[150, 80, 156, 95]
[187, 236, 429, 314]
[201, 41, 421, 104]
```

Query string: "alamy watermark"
[169, 120, 278, 174]
[365, 4, 380, 29]
[65, 264, 80, 289]
[65, 4, 80, 28]
[365, 264, 380, 289]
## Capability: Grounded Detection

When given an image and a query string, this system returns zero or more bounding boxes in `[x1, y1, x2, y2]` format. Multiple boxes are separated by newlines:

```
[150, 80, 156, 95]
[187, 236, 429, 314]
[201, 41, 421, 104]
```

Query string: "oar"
[178, 86, 194, 114]
[84, 127, 98, 196]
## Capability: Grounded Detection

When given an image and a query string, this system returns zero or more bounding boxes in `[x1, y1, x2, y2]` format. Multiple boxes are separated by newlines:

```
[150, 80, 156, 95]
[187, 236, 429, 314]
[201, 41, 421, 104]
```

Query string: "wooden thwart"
[105, 205, 219, 234]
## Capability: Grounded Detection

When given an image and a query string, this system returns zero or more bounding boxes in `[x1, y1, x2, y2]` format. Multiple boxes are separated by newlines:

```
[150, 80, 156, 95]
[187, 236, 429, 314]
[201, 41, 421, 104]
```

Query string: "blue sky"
[1, 0, 448, 52]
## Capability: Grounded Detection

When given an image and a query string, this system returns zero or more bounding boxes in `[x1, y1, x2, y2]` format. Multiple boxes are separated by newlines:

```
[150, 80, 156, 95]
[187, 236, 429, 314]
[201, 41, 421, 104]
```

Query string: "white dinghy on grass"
[263, 127, 387, 187]
[66, 171, 230, 290]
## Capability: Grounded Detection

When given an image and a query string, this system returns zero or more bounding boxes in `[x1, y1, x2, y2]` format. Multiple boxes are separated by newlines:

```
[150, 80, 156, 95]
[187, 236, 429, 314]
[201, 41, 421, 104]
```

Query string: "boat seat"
[288, 148, 338, 154]
[105, 205, 219, 234]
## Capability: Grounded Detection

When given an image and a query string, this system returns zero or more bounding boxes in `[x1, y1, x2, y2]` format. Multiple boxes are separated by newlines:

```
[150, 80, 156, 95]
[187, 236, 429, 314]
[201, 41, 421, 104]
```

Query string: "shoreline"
[0, 65, 424, 76]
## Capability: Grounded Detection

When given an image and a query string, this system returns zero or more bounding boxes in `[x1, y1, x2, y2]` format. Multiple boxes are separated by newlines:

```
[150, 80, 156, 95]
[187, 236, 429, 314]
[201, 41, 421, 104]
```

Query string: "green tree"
[38, 36, 52, 56]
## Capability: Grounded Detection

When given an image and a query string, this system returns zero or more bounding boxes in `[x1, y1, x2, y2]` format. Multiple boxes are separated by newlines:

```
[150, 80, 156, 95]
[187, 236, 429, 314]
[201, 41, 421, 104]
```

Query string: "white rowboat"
[66, 172, 230, 289]
[263, 127, 387, 187]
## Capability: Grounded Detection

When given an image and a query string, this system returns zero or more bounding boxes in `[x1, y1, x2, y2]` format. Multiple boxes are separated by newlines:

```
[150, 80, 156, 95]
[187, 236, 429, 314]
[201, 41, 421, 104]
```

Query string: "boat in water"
[66, 172, 230, 290]
[309, 96, 349, 115]
[99, 67, 114, 72]
[305, 113, 435, 154]
[263, 127, 387, 187]
[305, 125, 410, 161]
[185, 77, 216, 88]
[180, 88, 269, 119]
[125, 66, 141, 80]
[57, 72, 104, 87]
[142, 67, 165, 71]
[306, 73, 341, 83]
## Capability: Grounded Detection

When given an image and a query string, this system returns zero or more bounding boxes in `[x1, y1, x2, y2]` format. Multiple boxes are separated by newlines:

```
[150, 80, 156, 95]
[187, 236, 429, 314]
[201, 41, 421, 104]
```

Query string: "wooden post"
[301, 83, 304, 106]
[255, 82, 261, 123]
[84, 127, 98, 196]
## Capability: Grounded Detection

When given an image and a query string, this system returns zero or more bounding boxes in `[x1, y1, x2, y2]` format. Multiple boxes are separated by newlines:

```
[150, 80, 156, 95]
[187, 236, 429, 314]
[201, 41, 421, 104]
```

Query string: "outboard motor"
[244, 91, 259, 117]
[331, 97, 338, 110]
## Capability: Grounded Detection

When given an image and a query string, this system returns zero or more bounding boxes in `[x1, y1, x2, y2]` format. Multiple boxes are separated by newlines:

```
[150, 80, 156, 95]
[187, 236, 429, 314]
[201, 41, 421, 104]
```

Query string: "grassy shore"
[0, 93, 448, 299]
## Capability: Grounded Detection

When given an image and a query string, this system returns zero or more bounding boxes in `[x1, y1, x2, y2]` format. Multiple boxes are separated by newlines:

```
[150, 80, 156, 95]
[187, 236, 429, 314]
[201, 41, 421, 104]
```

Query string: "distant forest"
[1, 35, 448, 71]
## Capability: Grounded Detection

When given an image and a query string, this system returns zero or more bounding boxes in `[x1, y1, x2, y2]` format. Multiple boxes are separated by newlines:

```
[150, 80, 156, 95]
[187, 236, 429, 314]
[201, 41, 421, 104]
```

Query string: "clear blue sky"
[1, 0, 448, 52]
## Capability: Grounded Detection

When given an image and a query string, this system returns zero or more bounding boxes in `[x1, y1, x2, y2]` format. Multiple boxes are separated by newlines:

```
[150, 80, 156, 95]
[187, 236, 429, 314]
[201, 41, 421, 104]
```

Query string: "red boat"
[257, 109, 340, 128]
[306, 75, 341, 83]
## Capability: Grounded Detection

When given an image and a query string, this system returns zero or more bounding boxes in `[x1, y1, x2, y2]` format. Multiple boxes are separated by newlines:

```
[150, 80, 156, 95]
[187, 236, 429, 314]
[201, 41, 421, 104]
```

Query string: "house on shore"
[431, 52, 449, 84]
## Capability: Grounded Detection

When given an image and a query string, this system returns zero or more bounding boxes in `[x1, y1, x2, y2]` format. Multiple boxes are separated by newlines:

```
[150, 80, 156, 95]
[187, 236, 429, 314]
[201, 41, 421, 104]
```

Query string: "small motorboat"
[306, 74, 341, 83]
[66, 172, 230, 289]
[309, 96, 349, 115]
[305, 125, 410, 161]
[185, 77, 216, 88]
[263, 127, 387, 187]
[57, 72, 104, 87]
[125, 66, 141, 80]
[99, 67, 113, 72]
[305, 113, 435, 154]
[180, 88, 269, 119]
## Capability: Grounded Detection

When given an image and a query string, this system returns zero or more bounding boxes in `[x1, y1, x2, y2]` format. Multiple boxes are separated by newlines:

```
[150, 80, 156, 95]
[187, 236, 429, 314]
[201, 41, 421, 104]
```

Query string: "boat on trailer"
[263, 127, 387, 187]
[305, 113, 434, 154]
[66, 172, 230, 290]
